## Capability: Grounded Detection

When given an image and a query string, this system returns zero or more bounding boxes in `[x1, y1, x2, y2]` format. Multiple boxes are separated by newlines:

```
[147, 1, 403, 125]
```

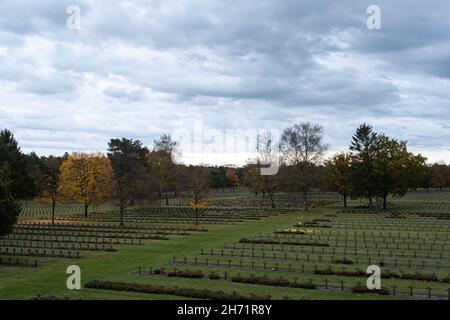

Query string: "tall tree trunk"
[119, 201, 124, 226]
[84, 203, 88, 217]
[383, 193, 387, 210]
[268, 191, 275, 209]
[343, 193, 347, 208]
[304, 190, 309, 211]
[51, 199, 56, 225]
[195, 208, 199, 225]
[165, 194, 169, 206]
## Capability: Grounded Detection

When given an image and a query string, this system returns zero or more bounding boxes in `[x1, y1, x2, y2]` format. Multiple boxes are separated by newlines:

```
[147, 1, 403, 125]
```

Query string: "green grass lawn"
[0, 205, 355, 300]
[1, 198, 447, 300]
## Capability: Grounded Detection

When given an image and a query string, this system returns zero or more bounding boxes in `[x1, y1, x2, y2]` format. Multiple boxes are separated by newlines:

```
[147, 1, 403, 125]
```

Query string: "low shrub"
[85, 280, 266, 300]
[275, 229, 306, 235]
[314, 269, 365, 277]
[31, 295, 63, 300]
[258, 277, 290, 287]
[382, 271, 401, 279]
[312, 219, 332, 223]
[400, 273, 438, 282]
[231, 276, 317, 290]
[209, 273, 221, 280]
[335, 259, 354, 265]
[239, 238, 329, 246]
[290, 282, 317, 289]
[315, 269, 445, 283]
[167, 270, 204, 279]
[239, 238, 278, 245]
[282, 241, 330, 247]
[352, 285, 390, 295]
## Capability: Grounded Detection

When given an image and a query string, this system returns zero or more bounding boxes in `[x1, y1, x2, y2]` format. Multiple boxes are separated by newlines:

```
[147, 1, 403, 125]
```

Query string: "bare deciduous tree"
[151, 134, 179, 205]
[280, 123, 327, 211]
[256, 132, 280, 208]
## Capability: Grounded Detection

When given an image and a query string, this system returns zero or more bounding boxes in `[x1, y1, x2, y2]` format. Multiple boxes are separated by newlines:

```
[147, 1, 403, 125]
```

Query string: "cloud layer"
[0, 0, 449, 164]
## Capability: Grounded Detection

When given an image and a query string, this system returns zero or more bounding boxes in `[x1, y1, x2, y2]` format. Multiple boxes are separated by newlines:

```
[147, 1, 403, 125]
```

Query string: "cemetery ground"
[0, 192, 449, 300]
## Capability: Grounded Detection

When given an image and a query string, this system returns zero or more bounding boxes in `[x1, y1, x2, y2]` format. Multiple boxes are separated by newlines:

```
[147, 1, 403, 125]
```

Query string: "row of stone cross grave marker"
[134, 265, 450, 300]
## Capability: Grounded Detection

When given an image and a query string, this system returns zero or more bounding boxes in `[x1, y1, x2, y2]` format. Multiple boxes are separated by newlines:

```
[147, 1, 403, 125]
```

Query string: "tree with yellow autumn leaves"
[188, 166, 211, 225]
[225, 168, 239, 191]
[58, 153, 114, 217]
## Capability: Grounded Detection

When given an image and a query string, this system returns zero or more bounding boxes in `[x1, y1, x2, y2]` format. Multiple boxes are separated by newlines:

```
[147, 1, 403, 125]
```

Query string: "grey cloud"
[103, 86, 145, 102]
[0, 0, 91, 36]
[0, 0, 449, 164]
[16, 75, 77, 95]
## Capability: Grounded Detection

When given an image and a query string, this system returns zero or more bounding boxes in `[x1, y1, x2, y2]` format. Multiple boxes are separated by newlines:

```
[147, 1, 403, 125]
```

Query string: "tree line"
[244, 123, 447, 210]
[0, 130, 240, 230]
[1, 123, 449, 233]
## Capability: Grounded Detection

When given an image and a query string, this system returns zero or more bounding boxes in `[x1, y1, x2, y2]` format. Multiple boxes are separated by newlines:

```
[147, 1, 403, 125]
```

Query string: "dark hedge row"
[315, 268, 444, 283]
[274, 230, 306, 235]
[149, 268, 318, 290]
[231, 275, 317, 290]
[239, 238, 329, 247]
[334, 258, 354, 265]
[302, 223, 333, 228]
[352, 285, 390, 295]
[85, 280, 266, 300]
[167, 270, 204, 278]
[31, 295, 64, 300]
[209, 272, 221, 280]
[314, 268, 366, 277]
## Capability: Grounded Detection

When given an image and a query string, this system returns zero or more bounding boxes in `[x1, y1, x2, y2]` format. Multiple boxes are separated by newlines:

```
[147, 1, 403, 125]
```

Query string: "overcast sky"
[1, 0, 449, 165]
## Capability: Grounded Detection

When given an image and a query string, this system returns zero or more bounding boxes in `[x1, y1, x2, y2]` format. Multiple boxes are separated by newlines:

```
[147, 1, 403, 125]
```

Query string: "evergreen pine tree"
[0, 162, 21, 236]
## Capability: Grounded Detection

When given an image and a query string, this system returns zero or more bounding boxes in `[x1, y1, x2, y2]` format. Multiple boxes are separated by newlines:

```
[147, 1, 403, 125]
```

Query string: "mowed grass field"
[0, 191, 449, 300]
